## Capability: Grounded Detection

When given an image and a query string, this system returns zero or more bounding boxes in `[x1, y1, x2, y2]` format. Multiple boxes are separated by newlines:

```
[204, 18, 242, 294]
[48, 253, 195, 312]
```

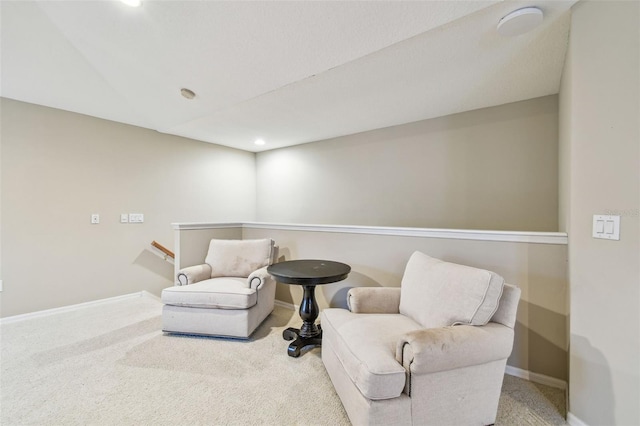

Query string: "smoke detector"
[497, 7, 544, 37]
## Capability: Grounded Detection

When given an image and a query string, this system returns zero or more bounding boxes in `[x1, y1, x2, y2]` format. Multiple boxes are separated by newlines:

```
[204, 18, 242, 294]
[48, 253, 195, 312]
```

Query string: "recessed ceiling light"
[254, 139, 266, 146]
[497, 7, 544, 37]
[120, 0, 142, 7]
[180, 88, 196, 100]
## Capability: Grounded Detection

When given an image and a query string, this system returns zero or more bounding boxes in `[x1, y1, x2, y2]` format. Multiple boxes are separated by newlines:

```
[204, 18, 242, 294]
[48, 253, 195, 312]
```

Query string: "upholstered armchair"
[321, 251, 521, 426]
[162, 238, 276, 339]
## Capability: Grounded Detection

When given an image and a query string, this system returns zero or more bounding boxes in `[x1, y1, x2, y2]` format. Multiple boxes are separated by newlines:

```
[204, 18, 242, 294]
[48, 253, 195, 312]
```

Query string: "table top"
[267, 259, 351, 286]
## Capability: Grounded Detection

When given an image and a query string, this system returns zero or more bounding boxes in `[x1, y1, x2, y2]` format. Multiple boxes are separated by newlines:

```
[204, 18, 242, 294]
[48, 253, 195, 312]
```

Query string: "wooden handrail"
[151, 240, 175, 259]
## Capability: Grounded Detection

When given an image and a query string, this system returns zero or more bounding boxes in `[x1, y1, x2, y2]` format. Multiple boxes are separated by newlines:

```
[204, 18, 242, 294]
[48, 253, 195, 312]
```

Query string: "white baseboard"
[567, 412, 589, 426]
[505, 365, 567, 390]
[0, 292, 149, 324]
[141, 290, 161, 301]
[274, 300, 297, 311]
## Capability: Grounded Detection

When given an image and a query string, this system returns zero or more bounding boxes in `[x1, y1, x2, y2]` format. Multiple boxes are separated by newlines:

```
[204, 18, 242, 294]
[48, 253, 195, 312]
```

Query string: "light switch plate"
[593, 215, 620, 240]
[120, 213, 129, 223]
[129, 213, 144, 223]
[91, 213, 100, 224]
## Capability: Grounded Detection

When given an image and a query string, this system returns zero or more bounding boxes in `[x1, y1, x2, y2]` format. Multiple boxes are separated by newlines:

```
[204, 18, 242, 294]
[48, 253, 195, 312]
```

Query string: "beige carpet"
[1, 293, 567, 425]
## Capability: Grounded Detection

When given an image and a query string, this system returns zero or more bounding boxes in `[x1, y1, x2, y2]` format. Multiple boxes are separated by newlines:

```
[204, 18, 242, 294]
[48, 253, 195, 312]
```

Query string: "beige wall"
[240, 226, 568, 381]
[256, 95, 559, 232]
[560, 1, 640, 425]
[0, 99, 257, 317]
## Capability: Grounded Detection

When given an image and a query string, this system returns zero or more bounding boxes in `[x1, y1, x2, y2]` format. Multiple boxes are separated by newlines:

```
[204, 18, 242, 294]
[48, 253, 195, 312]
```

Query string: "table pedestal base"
[268, 260, 350, 357]
[283, 325, 322, 357]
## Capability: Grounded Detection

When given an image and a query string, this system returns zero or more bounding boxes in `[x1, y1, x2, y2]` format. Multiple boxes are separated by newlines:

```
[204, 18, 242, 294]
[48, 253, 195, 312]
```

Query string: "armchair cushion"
[205, 239, 274, 278]
[399, 252, 504, 328]
[321, 308, 422, 400]
[162, 278, 257, 309]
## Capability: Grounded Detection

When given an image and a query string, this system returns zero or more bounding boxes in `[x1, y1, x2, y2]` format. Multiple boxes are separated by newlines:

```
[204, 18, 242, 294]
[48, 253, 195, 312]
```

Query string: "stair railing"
[151, 240, 175, 261]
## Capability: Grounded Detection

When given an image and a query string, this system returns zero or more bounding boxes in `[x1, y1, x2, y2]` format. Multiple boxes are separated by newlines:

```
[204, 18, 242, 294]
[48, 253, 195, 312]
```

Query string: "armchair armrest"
[396, 323, 514, 374]
[347, 287, 401, 313]
[248, 266, 274, 290]
[176, 264, 212, 286]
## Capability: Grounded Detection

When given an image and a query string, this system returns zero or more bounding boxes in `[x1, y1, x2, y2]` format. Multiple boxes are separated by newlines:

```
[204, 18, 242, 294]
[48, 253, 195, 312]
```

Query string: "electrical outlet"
[91, 214, 100, 224]
[120, 213, 129, 223]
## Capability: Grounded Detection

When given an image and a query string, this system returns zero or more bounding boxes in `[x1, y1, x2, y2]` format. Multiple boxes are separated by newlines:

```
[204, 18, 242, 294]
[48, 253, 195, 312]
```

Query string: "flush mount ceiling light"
[497, 7, 544, 37]
[180, 88, 196, 100]
[254, 139, 266, 146]
[120, 0, 142, 7]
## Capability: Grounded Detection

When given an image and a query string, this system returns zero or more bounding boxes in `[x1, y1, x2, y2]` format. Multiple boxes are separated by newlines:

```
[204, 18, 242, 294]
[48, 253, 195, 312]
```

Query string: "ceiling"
[1, 0, 578, 152]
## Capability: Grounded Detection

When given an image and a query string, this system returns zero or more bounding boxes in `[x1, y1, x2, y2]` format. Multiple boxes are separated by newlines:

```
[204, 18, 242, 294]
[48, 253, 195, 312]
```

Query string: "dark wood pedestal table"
[267, 259, 351, 357]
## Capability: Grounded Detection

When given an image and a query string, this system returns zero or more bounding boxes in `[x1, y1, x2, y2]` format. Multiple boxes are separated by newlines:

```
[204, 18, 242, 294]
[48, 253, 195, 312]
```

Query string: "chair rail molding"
[172, 222, 568, 245]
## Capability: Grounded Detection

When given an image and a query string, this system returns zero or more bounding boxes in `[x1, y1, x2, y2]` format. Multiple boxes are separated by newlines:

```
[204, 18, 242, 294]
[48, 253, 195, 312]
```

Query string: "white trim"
[0, 292, 149, 324]
[567, 412, 589, 426]
[505, 365, 567, 390]
[172, 221, 568, 245]
[172, 222, 244, 230]
[274, 299, 297, 311]
[141, 290, 161, 301]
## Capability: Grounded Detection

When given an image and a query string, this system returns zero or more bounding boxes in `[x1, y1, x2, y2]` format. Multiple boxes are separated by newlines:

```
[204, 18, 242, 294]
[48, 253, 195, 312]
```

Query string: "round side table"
[267, 259, 351, 357]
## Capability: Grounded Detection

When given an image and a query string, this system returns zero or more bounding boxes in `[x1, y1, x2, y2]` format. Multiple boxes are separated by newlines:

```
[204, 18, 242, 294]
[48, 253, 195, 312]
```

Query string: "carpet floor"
[1, 293, 567, 425]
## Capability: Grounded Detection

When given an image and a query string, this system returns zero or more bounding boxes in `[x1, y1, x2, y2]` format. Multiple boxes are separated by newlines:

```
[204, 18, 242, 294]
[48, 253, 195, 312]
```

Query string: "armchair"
[161, 238, 276, 339]
[321, 251, 521, 425]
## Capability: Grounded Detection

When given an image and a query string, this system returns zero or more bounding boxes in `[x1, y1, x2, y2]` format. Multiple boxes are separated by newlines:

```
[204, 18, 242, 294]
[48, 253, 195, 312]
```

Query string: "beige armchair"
[162, 238, 276, 339]
[321, 251, 521, 425]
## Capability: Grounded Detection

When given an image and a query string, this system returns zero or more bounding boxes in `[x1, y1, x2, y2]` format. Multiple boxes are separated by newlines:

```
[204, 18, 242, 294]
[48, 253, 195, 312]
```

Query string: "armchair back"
[205, 239, 274, 278]
[398, 251, 505, 328]
[489, 283, 521, 328]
